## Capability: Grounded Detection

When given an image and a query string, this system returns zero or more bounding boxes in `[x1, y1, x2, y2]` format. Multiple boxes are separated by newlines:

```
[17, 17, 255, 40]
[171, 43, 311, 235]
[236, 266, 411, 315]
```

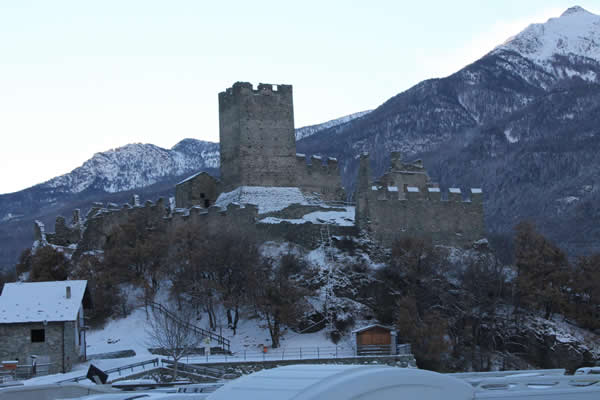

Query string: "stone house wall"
[0, 320, 79, 374]
[175, 172, 220, 209]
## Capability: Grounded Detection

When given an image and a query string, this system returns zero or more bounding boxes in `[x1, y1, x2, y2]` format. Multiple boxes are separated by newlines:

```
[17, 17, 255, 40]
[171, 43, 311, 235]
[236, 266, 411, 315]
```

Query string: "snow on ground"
[259, 206, 355, 226]
[87, 307, 154, 357]
[527, 314, 600, 357]
[22, 301, 349, 385]
[215, 186, 310, 214]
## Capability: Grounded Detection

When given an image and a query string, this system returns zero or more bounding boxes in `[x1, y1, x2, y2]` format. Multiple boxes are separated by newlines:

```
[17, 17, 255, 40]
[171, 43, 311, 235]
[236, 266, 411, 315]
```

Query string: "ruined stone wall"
[175, 172, 220, 209]
[74, 198, 170, 258]
[219, 82, 297, 190]
[0, 320, 78, 374]
[169, 203, 259, 239]
[356, 153, 485, 248]
[376, 152, 432, 200]
[364, 186, 485, 248]
[294, 155, 346, 201]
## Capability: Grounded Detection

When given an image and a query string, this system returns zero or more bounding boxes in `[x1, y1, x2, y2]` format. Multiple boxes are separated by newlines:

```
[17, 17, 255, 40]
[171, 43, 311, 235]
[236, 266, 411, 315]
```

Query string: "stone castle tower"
[218, 82, 298, 191]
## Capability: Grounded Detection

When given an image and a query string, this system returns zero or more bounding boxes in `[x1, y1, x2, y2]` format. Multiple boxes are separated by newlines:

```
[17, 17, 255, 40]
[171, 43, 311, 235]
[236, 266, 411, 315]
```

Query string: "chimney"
[66, 286, 71, 299]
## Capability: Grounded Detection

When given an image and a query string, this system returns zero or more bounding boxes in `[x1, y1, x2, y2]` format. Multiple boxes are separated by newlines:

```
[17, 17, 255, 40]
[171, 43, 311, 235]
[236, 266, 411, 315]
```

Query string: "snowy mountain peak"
[41, 140, 219, 194]
[561, 5, 592, 17]
[494, 6, 600, 70]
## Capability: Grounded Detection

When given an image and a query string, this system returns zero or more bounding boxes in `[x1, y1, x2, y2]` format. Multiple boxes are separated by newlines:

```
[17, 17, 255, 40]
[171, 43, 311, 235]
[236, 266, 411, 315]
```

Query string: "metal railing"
[161, 359, 224, 379]
[58, 358, 160, 383]
[150, 302, 230, 352]
[0, 363, 54, 382]
[182, 344, 413, 364]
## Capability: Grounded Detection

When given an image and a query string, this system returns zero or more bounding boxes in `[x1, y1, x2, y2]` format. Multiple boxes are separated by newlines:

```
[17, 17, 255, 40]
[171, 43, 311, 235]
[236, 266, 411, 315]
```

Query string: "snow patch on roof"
[449, 188, 461, 193]
[0, 280, 87, 323]
[215, 186, 309, 214]
[259, 207, 355, 227]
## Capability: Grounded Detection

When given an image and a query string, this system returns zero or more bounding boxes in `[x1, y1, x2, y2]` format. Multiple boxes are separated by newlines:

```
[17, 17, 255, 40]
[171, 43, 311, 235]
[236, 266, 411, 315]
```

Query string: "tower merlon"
[405, 186, 421, 200]
[449, 188, 462, 202]
[470, 188, 483, 203]
[427, 186, 442, 201]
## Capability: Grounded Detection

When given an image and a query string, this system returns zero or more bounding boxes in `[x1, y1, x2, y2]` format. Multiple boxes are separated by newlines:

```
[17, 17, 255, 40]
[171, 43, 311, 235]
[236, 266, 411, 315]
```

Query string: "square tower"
[219, 82, 297, 190]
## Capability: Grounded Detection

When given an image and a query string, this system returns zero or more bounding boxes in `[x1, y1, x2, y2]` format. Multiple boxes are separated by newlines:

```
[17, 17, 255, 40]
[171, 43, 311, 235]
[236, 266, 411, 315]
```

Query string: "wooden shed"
[352, 324, 397, 355]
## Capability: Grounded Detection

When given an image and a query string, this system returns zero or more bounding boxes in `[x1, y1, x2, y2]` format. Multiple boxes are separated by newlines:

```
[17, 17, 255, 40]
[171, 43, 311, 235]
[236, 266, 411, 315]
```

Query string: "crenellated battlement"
[218, 82, 293, 111]
[368, 184, 483, 203]
[292, 153, 345, 200]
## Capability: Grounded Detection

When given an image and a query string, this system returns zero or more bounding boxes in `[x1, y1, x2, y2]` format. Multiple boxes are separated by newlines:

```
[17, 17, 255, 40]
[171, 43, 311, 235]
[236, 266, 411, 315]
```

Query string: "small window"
[31, 329, 45, 343]
[204, 199, 210, 208]
[200, 193, 205, 198]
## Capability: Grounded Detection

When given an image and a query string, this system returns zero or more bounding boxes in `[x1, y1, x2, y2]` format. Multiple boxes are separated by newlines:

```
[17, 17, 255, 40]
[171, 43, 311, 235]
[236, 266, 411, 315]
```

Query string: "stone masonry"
[219, 82, 298, 190]
[175, 172, 219, 209]
[356, 153, 485, 247]
[0, 321, 78, 374]
[38, 81, 487, 261]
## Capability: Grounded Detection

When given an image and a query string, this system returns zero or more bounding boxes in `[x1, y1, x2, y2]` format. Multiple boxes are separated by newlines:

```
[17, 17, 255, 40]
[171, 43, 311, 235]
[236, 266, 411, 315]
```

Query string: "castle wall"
[356, 153, 485, 248]
[74, 198, 170, 258]
[219, 82, 297, 190]
[169, 203, 258, 239]
[376, 152, 431, 200]
[365, 186, 485, 247]
[294, 155, 346, 201]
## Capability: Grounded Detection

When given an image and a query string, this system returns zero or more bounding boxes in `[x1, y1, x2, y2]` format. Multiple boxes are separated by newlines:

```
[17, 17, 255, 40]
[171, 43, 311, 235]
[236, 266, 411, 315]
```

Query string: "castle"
[34, 82, 486, 255]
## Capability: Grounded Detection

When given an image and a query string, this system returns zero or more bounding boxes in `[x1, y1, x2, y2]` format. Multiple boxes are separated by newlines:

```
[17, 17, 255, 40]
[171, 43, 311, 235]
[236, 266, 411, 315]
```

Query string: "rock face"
[297, 6, 600, 256]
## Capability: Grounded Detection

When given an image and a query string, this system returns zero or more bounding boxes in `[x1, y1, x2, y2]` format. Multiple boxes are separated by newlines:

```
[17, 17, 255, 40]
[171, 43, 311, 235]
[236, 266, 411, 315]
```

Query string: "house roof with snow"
[0, 280, 88, 324]
[351, 323, 396, 334]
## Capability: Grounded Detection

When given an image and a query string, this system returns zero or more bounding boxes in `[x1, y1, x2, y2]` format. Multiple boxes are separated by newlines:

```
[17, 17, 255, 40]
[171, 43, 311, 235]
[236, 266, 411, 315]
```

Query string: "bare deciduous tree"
[146, 304, 202, 381]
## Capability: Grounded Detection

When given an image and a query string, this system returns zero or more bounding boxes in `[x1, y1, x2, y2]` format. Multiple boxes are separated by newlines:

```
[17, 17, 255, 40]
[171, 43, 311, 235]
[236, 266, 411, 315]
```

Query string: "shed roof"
[0, 280, 87, 323]
[176, 171, 217, 186]
[207, 364, 474, 400]
[351, 323, 395, 334]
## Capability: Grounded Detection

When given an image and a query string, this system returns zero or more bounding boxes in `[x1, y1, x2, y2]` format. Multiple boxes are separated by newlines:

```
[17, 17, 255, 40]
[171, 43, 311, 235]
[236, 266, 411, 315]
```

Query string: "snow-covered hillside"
[295, 110, 371, 141]
[495, 6, 600, 77]
[42, 140, 220, 194]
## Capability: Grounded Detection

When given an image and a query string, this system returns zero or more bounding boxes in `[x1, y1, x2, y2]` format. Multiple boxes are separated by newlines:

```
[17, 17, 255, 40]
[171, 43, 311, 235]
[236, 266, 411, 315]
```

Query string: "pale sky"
[1, 1, 598, 194]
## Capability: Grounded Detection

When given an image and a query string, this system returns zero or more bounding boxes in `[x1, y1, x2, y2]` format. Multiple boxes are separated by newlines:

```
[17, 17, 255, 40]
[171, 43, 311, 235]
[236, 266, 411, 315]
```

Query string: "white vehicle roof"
[206, 364, 474, 400]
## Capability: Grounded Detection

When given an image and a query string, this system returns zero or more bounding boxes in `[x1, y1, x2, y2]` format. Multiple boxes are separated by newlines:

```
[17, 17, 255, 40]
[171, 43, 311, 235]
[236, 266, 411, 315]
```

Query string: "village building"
[0, 280, 91, 374]
[352, 324, 398, 356]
